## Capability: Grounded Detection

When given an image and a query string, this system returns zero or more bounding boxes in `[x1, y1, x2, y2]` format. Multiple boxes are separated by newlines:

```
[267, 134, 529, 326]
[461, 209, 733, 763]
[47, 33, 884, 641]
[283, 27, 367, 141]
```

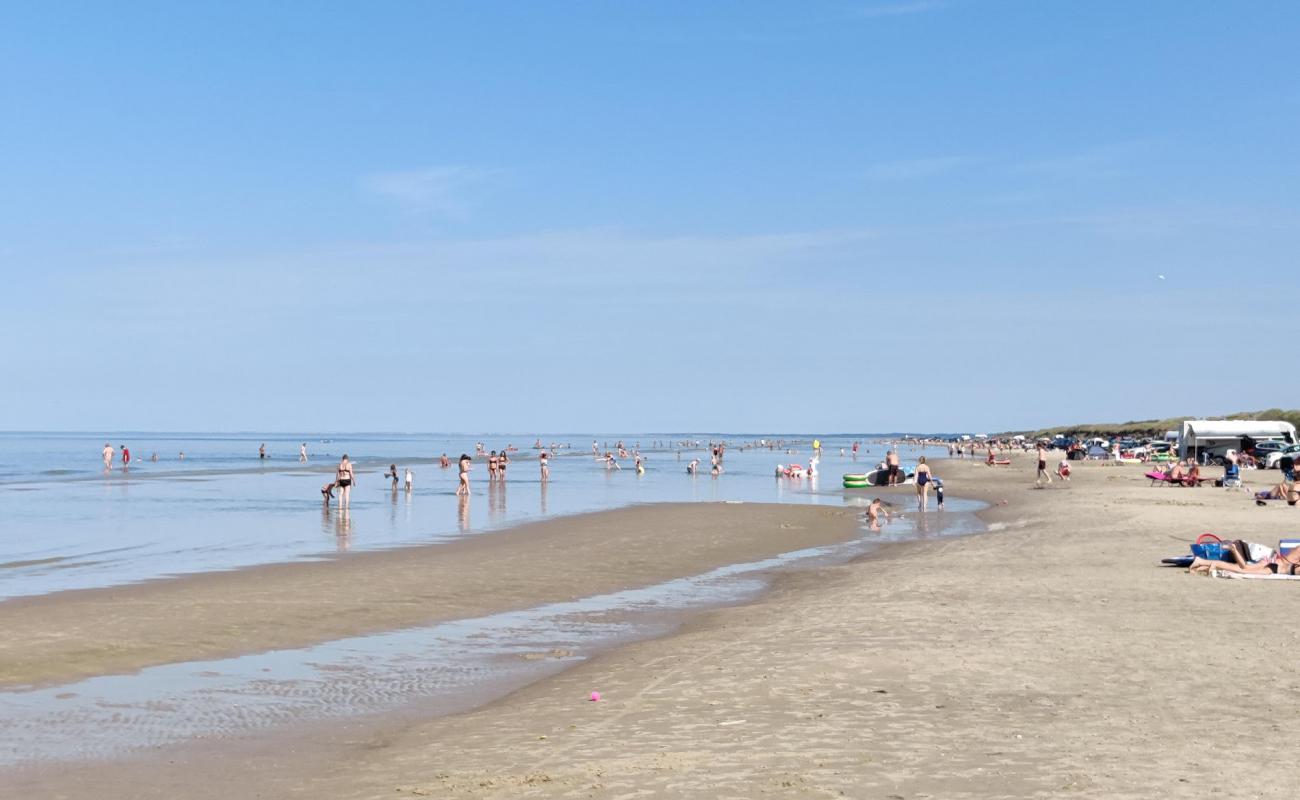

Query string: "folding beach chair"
[1222, 463, 1242, 489]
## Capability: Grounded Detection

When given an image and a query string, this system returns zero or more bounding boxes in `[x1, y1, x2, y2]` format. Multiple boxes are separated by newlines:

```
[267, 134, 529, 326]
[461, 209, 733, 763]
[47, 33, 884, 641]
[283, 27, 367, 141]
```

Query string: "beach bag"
[1191, 533, 1227, 561]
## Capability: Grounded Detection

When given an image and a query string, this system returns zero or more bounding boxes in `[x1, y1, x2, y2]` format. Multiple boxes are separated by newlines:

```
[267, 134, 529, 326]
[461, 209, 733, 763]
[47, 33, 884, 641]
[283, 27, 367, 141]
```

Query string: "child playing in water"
[321, 480, 336, 500]
[404, 468, 413, 492]
[687, 458, 700, 475]
[866, 498, 891, 531]
[384, 464, 399, 490]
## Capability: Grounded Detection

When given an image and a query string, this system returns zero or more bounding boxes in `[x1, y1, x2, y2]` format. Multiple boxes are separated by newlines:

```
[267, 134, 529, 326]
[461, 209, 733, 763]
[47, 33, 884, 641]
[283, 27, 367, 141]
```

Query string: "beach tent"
[1178, 420, 1298, 461]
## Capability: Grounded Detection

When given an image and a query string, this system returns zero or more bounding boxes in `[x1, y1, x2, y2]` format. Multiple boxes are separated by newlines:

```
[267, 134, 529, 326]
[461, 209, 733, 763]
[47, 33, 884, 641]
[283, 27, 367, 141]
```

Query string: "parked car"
[1253, 441, 1290, 461]
[1264, 444, 1300, 469]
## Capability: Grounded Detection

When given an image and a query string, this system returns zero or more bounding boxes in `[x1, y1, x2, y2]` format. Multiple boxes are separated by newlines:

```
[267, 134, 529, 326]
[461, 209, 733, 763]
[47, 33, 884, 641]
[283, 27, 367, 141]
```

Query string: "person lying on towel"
[1255, 483, 1299, 506]
[1190, 540, 1298, 576]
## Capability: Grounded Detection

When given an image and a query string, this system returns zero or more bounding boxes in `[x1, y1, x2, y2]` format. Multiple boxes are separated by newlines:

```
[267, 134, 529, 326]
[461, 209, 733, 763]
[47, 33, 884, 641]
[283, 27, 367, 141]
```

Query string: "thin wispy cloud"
[854, 1, 948, 19]
[1012, 142, 1151, 181]
[864, 155, 973, 180]
[359, 166, 499, 219]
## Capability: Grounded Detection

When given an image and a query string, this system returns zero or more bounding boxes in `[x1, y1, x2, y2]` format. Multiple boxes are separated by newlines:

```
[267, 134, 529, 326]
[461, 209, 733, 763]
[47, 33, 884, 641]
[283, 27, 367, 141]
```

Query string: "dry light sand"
[7, 456, 1300, 799]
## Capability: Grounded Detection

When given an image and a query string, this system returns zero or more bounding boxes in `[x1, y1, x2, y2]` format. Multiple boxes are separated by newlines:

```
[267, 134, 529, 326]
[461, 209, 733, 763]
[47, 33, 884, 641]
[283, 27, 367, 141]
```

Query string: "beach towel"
[1212, 571, 1300, 581]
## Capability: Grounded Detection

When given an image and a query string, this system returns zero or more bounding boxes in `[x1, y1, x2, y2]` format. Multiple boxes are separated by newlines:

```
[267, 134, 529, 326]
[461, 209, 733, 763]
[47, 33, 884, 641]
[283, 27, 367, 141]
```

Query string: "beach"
[5, 454, 1300, 798]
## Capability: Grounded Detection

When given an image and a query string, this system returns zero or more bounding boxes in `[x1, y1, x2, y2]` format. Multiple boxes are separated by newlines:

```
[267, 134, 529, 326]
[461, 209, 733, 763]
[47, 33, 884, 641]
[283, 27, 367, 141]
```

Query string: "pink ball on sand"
[589, 691, 601, 702]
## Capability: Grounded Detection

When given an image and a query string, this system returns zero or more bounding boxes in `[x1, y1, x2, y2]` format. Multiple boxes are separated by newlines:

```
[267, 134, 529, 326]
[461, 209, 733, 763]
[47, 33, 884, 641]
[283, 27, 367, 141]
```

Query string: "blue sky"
[2, 1, 1297, 433]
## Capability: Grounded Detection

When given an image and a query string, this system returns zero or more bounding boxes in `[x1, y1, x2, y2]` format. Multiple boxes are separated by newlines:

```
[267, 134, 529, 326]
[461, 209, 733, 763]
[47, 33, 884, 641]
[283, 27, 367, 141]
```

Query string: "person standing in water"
[102, 443, 115, 471]
[335, 455, 355, 506]
[456, 453, 472, 495]
[914, 456, 932, 511]
[299, 443, 308, 462]
[1035, 442, 1053, 487]
[886, 449, 900, 486]
[259, 443, 266, 460]
[121, 445, 131, 470]
[440, 453, 450, 468]
[488, 450, 499, 481]
[498, 449, 509, 480]
[539, 451, 550, 482]
[384, 463, 399, 490]
[404, 468, 413, 493]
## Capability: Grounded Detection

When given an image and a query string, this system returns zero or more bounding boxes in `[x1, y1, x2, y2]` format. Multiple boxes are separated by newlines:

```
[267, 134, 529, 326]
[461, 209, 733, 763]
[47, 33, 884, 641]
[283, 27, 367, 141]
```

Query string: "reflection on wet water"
[1, 442, 956, 599]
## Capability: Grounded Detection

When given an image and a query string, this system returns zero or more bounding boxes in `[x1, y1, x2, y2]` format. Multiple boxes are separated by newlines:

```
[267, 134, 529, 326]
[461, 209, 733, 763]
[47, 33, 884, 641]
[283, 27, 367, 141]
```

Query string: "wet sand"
[0, 502, 861, 688]
[9, 459, 1300, 798]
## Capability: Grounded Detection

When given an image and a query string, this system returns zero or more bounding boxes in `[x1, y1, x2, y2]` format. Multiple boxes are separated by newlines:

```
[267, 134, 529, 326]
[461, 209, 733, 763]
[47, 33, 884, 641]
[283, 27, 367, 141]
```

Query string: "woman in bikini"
[335, 455, 355, 507]
[1190, 540, 1300, 575]
[487, 451, 499, 481]
[539, 451, 550, 482]
[457, 454, 472, 496]
[498, 449, 509, 480]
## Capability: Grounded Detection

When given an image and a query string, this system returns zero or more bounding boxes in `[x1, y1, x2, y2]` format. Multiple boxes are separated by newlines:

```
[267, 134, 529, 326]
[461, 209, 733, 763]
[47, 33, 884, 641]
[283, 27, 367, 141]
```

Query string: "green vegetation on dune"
[1016, 409, 1300, 439]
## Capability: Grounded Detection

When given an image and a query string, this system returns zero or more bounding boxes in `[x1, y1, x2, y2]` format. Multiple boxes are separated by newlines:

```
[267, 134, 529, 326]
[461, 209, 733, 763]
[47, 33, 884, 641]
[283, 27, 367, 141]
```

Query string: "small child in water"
[404, 468, 413, 492]
[932, 476, 944, 508]
[866, 498, 891, 531]
[321, 481, 336, 500]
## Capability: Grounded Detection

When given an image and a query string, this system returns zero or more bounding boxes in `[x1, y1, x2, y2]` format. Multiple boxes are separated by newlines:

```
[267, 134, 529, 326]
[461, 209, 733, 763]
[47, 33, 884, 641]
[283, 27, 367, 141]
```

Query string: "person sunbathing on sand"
[1190, 541, 1300, 575]
[1255, 483, 1299, 505]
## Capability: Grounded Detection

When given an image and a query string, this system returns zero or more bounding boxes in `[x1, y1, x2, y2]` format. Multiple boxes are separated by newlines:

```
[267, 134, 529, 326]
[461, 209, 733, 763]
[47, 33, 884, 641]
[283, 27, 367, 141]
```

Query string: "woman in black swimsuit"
[335, 455, 355, 507]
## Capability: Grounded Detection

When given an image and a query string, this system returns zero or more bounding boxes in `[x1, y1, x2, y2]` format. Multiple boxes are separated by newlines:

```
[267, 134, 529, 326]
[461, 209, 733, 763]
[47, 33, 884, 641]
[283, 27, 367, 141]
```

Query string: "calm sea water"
[0, 432, 957, 600]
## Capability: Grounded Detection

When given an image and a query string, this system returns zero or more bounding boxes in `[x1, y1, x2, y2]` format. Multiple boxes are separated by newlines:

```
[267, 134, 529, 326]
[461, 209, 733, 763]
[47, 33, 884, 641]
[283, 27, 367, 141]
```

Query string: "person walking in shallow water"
[457, 454, 472, 496]
[914, 456, 932, 511]
[299, 443, 308, 462]
[102, 443, 114, 471]
[335, 454, 355, 506]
